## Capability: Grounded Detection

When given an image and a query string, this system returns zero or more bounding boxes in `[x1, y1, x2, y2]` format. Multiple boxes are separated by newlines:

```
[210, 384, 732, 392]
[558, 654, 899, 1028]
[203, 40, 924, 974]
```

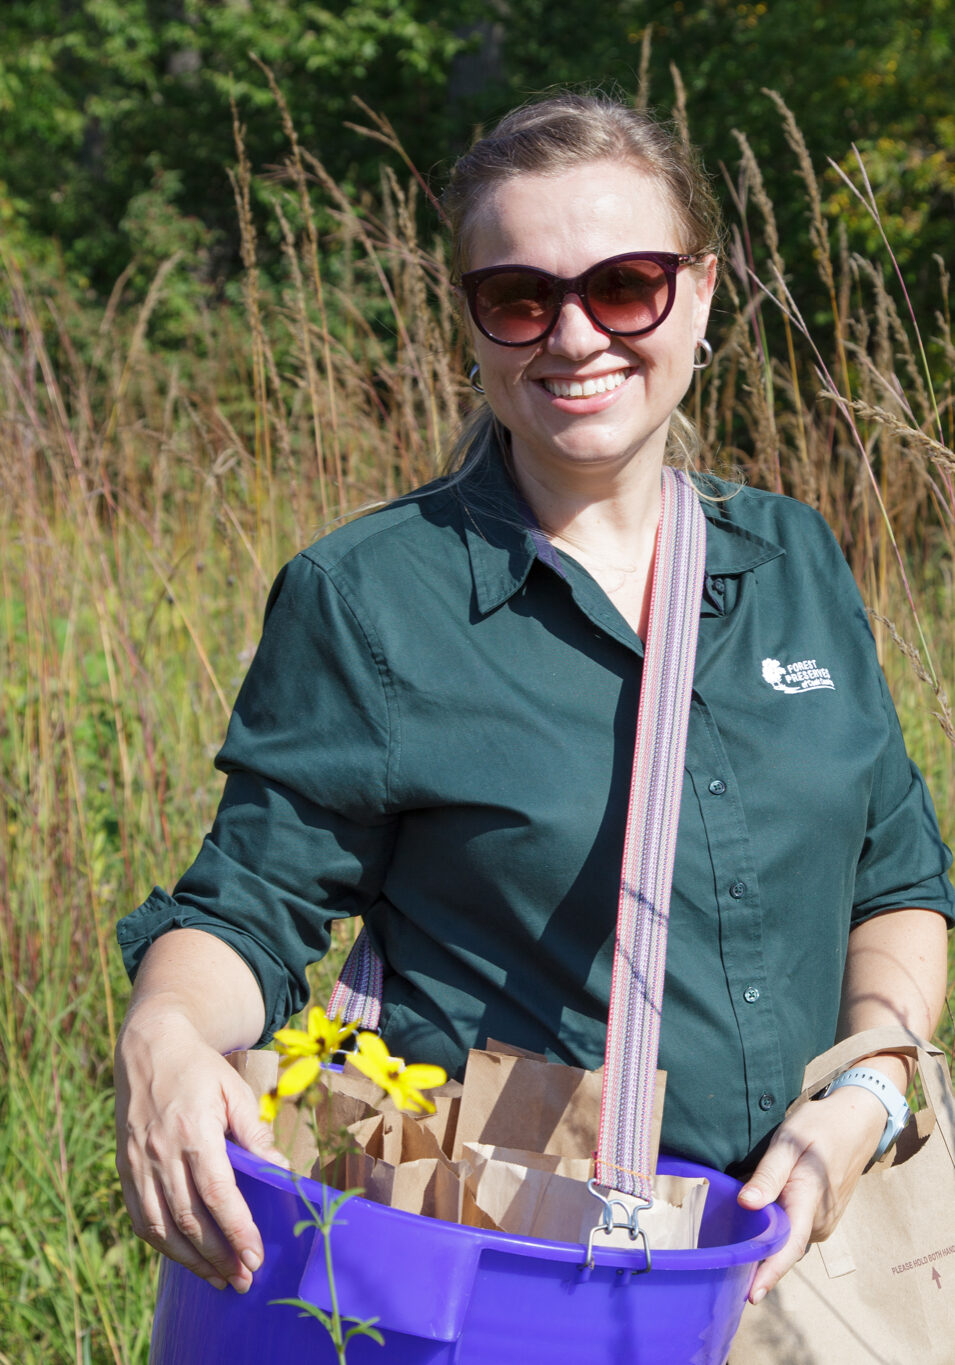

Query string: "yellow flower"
[258, 1053, 324, 1124]
[348, 1033, 447, 1114]
[272, 1006, 357, 1064]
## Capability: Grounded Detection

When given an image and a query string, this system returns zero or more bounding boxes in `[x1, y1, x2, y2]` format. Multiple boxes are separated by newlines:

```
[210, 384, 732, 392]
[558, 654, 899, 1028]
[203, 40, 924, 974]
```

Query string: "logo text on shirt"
[761, 657, 835, 695]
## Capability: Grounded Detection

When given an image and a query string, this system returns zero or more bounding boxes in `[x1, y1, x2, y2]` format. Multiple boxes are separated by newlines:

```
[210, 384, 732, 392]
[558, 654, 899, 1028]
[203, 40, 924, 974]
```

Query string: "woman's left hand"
[735, 1084, 888, 1302]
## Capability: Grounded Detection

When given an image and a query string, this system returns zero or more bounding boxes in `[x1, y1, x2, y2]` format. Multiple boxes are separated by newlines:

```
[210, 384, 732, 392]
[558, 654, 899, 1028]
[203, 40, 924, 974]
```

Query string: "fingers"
[115, 1019, 277, 1292]
[737, 1124, 819, 1303]
[122, 1161, 239, 1292]
[746, 1186, 815, 1303]
[737, 1092, 883, 1304]
[119, 1112, 260, 1292]
[748, 1240, 808, 1304]
[223, 1066, 290, 1171]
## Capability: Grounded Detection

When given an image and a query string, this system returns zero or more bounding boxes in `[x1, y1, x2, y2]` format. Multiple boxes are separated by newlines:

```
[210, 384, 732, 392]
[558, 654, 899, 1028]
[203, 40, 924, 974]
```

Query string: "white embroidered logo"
[761, 657, 835, 695]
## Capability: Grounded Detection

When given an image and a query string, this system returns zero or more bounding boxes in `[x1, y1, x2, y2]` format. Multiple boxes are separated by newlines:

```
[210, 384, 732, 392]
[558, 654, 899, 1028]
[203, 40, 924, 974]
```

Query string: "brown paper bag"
[730, 1028, 955, 1365]
[461, 1142, 708, 1249]
[321, 1108, 467, 1221]
[452, 1046, 666, 1168]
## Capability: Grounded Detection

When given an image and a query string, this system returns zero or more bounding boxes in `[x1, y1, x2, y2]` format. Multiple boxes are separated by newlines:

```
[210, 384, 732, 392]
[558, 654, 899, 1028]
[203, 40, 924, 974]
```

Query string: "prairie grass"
[0, 92, 952, 1361]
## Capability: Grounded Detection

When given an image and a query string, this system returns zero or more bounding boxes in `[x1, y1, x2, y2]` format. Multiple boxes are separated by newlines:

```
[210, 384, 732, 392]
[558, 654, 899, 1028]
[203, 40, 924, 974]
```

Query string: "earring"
[692, 338, 713, 371]
[468, 362, 485, 394]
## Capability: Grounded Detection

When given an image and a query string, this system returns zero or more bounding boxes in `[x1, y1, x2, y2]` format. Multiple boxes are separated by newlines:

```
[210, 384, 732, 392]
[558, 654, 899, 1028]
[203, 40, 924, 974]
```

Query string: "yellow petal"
[331, 1015, 359, 1047]
[259, 1090, 280, 1124]
[272, 1026, 317, 1057]
[393, 1085, 436, 1115]
[355, 1032, 391, 1065]
[307, 1006, 331, 1040]
[348, 1050, 392, 1091]
[400, 1064, 447, 1091]
[277, 1055, 321, 1096]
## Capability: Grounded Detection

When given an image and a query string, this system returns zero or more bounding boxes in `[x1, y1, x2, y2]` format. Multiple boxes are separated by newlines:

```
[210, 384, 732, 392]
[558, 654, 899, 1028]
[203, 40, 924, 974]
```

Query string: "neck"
[510, 448, 664, 568]
[509, 445, 665, 638]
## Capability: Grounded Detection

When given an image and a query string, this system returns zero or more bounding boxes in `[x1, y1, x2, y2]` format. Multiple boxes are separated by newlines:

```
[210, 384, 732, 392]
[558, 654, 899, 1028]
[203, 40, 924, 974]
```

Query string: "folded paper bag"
[461, 1143, 708, 1249]
[320, 1110, 466, 1223]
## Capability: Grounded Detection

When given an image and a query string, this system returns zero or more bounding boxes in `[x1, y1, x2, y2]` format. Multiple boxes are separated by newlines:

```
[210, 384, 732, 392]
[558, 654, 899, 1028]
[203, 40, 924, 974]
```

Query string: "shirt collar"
[457, 445, 784, 617]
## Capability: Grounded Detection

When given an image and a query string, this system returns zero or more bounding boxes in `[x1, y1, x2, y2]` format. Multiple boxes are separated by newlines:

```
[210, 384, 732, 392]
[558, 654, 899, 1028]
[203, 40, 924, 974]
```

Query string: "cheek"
[474, 338, 531, 397]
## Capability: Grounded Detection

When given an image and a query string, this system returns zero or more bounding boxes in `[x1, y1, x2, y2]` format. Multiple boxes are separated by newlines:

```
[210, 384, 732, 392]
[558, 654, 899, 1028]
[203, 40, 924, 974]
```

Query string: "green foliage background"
[2, 0, 953, 314]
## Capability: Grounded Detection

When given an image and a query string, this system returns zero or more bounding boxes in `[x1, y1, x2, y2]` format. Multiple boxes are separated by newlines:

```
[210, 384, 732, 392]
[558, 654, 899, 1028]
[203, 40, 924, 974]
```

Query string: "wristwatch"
[823, 1066, 911, 1161]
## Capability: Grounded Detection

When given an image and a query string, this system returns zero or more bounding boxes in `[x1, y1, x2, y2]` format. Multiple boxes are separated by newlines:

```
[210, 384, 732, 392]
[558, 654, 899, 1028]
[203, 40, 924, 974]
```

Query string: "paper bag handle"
[791, 1026, 955, 1168]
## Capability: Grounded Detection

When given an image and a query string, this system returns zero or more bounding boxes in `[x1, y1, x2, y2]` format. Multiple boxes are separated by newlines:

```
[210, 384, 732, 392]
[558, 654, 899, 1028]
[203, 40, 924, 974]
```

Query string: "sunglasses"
[461, 250, 704, 348]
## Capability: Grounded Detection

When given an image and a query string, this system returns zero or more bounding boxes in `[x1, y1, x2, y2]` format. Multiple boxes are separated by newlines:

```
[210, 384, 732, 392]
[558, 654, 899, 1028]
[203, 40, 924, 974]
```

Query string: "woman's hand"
[735, 1084, 887, 1303]
[114, 929, 287, 1292]
[115, 1006, 288, 1292]
[740, 907, 949, 1303]
[115, 1014, 289, 1291]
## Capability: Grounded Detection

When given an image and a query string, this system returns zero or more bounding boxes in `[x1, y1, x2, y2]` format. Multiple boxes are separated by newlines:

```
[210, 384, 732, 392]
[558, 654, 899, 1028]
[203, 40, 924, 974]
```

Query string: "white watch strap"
[824, 1066, 911, 1159]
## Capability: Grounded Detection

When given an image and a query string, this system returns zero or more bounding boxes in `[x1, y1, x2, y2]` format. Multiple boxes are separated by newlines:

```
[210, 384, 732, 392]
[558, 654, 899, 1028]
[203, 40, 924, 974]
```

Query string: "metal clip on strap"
[582, 1178, 653, 1273]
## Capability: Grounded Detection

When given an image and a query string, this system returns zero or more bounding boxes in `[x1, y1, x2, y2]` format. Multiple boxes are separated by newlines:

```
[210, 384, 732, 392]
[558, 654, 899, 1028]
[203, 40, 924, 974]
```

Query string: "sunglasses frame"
[460, 250, 705, 348]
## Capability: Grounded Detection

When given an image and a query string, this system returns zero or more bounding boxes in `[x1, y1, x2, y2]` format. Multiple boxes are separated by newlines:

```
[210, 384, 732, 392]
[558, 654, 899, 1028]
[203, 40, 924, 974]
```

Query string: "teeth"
[542, 370, 629, 398]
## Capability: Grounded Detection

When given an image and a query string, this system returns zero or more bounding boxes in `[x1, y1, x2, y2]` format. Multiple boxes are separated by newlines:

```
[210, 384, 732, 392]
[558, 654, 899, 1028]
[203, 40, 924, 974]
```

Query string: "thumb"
[737, 1143, 798, 1210]
[223, 1069, 290, 1168]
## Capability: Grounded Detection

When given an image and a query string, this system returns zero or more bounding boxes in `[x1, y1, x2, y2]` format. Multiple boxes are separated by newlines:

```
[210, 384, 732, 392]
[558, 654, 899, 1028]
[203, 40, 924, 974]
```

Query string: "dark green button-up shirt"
[118, 452, 954, 1172]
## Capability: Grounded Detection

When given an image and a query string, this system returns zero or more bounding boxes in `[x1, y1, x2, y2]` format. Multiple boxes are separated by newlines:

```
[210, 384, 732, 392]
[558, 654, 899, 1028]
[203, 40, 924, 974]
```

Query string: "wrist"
[117, 997, 205, 1056]
[823, 1065, 911, 1162]
[852, 1051, 912, 1093]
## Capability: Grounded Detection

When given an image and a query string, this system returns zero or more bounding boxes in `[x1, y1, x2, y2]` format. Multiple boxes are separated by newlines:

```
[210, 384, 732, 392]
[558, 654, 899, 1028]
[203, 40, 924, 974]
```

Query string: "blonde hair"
[441, 91, 722, 476]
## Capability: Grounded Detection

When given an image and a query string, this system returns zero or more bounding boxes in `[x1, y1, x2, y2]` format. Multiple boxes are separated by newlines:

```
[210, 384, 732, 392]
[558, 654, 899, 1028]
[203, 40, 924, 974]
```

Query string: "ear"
[692, 254, 718, 337]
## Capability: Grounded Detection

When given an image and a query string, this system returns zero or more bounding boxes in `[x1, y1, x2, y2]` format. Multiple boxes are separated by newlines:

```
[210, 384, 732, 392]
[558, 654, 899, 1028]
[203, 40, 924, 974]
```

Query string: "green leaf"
[344, 1317, 384, 1347]
[269, 1297, 333, 1331]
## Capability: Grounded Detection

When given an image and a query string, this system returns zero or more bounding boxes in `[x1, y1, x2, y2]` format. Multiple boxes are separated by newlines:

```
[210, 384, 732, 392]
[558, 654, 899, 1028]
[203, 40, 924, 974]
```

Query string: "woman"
[114, 93, 953, 1307]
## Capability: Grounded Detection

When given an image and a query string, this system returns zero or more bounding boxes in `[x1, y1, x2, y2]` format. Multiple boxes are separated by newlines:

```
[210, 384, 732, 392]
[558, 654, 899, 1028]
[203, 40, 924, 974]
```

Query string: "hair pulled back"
[441, 91, 722, 474]
[443, 91, 722, 279]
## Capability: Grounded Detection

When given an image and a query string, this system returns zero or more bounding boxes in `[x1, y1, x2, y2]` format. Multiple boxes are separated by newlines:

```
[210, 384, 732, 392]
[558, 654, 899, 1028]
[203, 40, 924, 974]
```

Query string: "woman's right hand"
[114, 984, 288, 1292]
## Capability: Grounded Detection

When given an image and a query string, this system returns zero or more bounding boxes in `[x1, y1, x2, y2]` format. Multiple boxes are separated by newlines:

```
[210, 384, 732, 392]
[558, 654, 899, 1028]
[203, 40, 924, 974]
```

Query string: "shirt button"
[743, 986, 760, 1004]
[729, 880, 747, 899]
[758, 1092, 775, 1111]
[708, 779, 727, 795]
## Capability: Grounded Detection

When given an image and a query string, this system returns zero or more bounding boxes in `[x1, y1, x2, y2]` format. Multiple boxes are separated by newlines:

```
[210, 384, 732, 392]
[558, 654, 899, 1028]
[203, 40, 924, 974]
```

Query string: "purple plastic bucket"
[150, 1141, 788, 1365]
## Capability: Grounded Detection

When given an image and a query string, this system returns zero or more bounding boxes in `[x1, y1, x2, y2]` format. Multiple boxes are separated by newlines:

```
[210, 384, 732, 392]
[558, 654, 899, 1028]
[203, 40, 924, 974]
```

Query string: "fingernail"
[230, 1275, 252, 1295]
[751, 1287, 767, 1305]
[209, 1277, 227, 1292]
[241, 1249, 262, 1273]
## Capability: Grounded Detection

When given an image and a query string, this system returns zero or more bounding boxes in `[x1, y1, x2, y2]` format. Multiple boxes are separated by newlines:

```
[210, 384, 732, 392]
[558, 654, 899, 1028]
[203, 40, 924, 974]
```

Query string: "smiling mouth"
[540, 369, 632, 399]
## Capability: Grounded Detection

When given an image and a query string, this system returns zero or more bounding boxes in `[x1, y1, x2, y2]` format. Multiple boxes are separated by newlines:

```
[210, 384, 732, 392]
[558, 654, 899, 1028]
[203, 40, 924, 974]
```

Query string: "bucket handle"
[582, 1178, 652, 1272]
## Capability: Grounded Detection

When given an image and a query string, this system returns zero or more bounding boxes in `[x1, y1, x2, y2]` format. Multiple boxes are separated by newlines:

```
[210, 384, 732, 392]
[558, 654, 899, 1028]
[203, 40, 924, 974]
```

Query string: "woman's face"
[464, 160, 716, 486]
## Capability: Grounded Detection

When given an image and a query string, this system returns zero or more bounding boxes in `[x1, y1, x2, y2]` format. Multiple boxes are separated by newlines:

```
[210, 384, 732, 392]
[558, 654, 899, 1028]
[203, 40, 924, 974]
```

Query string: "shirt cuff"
[851, 883, 955, 927]
[115, 887, 294, 1044]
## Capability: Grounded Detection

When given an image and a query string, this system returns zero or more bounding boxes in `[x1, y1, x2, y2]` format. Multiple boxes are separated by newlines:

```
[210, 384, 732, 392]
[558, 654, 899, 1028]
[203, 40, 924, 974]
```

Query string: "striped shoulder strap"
[594, 465, 706, 1202]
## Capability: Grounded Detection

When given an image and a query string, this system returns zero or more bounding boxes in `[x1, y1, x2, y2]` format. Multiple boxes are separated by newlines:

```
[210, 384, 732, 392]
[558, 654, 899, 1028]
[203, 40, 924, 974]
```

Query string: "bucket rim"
[226, 1139, 789, 1270]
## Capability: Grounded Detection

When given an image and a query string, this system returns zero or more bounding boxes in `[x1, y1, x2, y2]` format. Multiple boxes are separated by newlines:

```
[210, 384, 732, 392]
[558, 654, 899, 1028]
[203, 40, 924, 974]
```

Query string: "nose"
[545, 292, 611, 359]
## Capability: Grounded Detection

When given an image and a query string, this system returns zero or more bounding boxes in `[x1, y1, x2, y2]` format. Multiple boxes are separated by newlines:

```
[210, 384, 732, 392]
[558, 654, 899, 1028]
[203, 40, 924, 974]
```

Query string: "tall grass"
[0, 90, 952, 1361]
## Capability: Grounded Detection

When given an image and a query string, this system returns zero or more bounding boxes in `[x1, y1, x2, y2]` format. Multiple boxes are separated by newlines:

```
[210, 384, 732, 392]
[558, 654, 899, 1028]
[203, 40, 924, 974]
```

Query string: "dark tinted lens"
[474, 271, 555, 343]
[587, 258, 670, 333]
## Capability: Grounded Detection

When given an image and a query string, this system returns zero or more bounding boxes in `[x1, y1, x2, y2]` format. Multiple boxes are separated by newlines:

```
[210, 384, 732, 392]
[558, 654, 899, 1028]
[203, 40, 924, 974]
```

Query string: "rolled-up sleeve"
[852, 660, 954, 924]
[116, 551, 399, 1041]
